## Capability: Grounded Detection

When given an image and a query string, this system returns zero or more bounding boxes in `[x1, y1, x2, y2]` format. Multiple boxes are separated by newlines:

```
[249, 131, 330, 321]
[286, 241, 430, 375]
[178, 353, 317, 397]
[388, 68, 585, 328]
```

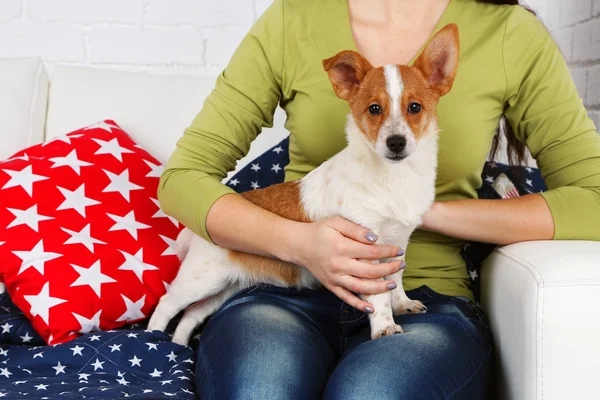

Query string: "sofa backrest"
[0, 57, 49, 160]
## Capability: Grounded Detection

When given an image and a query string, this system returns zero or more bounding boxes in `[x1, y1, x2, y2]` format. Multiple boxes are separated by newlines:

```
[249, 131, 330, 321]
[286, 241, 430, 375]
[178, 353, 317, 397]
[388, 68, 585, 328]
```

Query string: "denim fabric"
[196, 285, 493, 400]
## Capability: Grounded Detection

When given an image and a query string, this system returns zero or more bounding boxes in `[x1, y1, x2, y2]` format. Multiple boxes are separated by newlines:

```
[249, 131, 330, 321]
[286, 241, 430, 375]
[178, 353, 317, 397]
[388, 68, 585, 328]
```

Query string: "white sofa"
[1, 57, 599, 400]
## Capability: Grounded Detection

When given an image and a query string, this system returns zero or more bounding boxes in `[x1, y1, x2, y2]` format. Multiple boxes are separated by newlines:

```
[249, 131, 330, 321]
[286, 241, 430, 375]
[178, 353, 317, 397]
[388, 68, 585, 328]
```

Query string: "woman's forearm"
[421, 193, 554, 245]
[206, 194, 302, 262]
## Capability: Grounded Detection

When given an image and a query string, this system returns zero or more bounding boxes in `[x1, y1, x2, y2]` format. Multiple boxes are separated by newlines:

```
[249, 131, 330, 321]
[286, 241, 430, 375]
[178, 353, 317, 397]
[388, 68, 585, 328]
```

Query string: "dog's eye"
[408, 102, 422, 114]
[368, 104, 382, 115]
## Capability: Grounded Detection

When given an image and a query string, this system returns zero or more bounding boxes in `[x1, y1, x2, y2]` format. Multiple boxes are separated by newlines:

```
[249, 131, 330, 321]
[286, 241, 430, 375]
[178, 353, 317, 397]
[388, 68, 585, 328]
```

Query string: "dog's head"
[323, 24, 459, 163]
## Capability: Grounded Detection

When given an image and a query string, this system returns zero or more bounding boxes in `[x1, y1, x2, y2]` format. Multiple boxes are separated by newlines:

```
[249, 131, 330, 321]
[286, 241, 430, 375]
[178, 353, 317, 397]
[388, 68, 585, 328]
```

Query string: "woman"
[159, 0, 600, 398]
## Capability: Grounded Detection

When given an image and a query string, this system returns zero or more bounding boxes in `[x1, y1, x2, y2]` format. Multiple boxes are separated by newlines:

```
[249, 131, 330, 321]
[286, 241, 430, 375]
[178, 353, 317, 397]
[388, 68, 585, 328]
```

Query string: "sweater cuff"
[540, 186, 600, 240]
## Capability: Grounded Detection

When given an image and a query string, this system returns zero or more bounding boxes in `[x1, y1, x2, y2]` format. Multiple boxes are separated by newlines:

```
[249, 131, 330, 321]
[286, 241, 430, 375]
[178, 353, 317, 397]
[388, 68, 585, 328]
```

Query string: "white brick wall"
[548, 0, 600, 127]
[0, 0, 596, 125]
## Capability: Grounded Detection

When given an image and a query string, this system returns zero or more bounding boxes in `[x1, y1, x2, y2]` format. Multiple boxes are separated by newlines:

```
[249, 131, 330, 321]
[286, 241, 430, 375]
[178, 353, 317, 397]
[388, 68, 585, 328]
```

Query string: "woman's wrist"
[267, 217, 309, 265]
[420, 201, 446, 233]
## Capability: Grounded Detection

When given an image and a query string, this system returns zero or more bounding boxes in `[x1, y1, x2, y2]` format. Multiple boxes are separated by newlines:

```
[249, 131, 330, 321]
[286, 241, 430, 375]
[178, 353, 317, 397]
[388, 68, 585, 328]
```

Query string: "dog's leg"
[171, 285, 239, 346]
[147, 250, 234, 333]
[389, 255, 427, 316]
[363, 288, 403, 339]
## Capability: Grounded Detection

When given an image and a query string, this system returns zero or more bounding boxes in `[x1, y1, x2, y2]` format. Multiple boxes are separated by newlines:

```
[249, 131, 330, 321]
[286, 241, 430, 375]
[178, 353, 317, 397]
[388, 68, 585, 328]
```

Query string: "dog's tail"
[175, 228, 195, 261]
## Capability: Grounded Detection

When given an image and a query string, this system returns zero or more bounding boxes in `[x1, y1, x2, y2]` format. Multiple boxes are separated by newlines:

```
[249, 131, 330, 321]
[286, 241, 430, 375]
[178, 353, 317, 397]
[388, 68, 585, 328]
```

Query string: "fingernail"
[364, 306, 373, 313]
[396, 249, 405, 256]
[365, 232, 378, 242]
[387, 282, 397, 290]
[400, 261, 407, 270]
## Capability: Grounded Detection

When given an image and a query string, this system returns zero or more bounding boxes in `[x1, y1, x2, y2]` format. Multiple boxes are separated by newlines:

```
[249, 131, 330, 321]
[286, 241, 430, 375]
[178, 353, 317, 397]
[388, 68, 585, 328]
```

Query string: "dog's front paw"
[393, 299, 427, 316]
[372, 324, 404, 339]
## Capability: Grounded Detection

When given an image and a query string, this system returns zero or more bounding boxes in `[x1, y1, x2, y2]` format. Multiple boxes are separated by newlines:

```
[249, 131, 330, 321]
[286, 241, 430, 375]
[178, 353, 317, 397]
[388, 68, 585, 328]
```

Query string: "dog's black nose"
[386, 135, 406, 153]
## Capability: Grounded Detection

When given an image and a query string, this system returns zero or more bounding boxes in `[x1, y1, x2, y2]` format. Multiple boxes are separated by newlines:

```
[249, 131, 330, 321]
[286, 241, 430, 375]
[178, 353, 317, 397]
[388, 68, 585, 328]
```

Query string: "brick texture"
[27, 0, 144, 24]
[0, 0, 21, 23]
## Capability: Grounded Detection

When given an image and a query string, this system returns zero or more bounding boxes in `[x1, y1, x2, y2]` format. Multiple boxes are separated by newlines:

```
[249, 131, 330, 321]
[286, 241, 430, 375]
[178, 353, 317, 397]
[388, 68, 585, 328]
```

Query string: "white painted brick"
[204, 26, 249, 67]
[589, 111, 600, 129]
[255, 0, 274, 19]
[571, 68, 588, 100]
[0, 0, 20, 23]
[0, 22, 85, 61]
[145, 0, 253, 28]
[88, 26, 204, 65]
[27, 0, 144, 24]
[594, 0, 600, 16]
[553, 28, 573, 61]
[573, 18, 600, 61]
[559, 0, 593, 28]
[586, 65, 600, 106]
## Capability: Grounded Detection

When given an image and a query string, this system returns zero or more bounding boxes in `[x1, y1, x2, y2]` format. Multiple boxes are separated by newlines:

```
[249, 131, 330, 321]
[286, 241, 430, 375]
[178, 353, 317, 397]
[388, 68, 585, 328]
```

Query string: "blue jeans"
[195, 285, 493, 400]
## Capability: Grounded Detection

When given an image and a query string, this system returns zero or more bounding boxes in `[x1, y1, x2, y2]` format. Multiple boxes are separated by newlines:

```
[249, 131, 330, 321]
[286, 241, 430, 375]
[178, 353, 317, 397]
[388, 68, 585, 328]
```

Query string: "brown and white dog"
[148, 24, 459, 345]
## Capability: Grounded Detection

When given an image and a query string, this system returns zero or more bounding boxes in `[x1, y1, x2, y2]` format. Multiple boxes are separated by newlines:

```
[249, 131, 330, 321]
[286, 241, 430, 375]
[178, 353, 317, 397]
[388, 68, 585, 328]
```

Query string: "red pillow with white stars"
[0, 120, 183, 345]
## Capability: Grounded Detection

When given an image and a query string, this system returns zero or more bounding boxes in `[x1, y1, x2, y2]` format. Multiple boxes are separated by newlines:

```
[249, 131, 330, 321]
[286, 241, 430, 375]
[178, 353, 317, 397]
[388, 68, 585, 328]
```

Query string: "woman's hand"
[288, 216, 406, 313]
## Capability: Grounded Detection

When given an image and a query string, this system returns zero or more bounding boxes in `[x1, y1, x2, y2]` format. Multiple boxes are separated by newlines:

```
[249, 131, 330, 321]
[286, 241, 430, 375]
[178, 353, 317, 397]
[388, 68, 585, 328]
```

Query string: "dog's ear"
[322, 50, 373, 100]
[413, 23, 460, 97]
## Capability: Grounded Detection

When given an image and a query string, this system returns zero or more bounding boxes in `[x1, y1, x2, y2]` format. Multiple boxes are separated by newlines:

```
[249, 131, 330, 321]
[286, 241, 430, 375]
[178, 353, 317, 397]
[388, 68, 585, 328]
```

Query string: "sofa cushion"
[0, 121, 182, 345]
[0, 57, 49, 161]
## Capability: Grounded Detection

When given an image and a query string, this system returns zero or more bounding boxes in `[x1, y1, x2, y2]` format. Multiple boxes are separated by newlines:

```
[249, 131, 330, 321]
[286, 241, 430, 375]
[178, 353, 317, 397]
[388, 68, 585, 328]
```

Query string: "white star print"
[84, 121, 119, 133]
[42, 133, 83, 146]
[182, 388, 194, 394]
[116, 294, 146, 322]
[178, 376, 191, 381]
[146, 343, 158, 351]
[62, 224, 106, 252]
[107, 210, 150, 240]
[118, 249, 159, 283]
[150, 198, 179, 226]
[164, 393, 176, 397]
[72, 310, 103, 334]
[109, 344, 121, 353]
[1, 165, 49, 196]
[0, 368, 11, 378]
[34, 383, 48, 390]
[229, 178, 240, 187]
[52, 361, 66, 375]
[273, 146, 284, 154]
[20, 332, 33, 343]
[143, 389, 153, 393]
[6, 205, 53, 232]
[0, 349, 7, 357]
[101, 169, 143, 201]
[128, 356, 142, 367]
[92, 137, 134, 162]
[78, 373, 90, 380]
[89, 335, 101, 342]
[525, 167, 533, 173]
[149, 369, 162, 378]
[159, 235, 176, 257]
[91, 358, 104, 371]
[251, 181, 259, 190]
[485, 176, 494, 184]
[56, 184, 101, 218]
[12, 380, 26, 385]
[250, 163, 261, 172]
[143, 160, 164, 178]
[23, 282, 67, 325]
[166, 351, 177, 362]
[70, 345, 84, 356]
[70, 261, 116, 298]
[526, 179, 533, 186]
[33, 352, 44, 359]
[116, 376, 130, 385]
[271, 164, 282, 173]
[160, 380, 172, 385]
[126, 333, 138, 339]
[13, 240, 62, 275]
[469, 269, 479, 281]
[49, 150, 92, 175]
[182, 358, 194, 364]
[0, 323, 12, 334]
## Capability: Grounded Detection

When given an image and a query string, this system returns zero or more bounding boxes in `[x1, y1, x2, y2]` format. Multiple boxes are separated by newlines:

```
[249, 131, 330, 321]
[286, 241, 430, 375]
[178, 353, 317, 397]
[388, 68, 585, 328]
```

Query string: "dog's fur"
[148, 24, 460, 345]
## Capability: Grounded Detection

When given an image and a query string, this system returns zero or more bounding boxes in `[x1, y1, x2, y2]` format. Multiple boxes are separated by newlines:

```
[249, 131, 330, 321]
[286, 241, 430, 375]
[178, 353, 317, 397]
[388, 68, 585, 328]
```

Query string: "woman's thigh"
[324, 288, 493, 400]
[195, 286, 341, 400]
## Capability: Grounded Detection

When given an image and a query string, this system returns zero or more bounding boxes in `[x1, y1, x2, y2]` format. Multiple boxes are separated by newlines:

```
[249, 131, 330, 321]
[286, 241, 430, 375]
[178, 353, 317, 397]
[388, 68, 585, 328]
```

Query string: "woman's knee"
[196, 297, 335, 400]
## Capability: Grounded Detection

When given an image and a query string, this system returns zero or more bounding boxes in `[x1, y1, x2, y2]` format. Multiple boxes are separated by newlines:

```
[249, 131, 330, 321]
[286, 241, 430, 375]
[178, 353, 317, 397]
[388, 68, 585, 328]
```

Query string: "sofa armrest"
[480, 241, 600, 400]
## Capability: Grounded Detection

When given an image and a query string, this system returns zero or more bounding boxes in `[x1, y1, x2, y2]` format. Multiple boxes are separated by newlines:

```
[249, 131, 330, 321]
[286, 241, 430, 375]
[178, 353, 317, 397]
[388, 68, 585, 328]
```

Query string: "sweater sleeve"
[157, 0, 284, 242]
[503, 7, 600, 240]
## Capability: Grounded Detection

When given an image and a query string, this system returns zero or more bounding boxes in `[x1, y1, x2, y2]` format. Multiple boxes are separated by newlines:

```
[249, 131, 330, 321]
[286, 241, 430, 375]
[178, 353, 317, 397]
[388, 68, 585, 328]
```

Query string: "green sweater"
[159, 0, 600, 299]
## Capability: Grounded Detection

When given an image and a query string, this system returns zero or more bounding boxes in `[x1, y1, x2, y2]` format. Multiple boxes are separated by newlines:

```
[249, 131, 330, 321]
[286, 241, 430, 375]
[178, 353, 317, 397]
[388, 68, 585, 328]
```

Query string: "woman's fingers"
[345, 259, 406, 279]
[331, 286, 374, 313]
[337, 275, 397, 296]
